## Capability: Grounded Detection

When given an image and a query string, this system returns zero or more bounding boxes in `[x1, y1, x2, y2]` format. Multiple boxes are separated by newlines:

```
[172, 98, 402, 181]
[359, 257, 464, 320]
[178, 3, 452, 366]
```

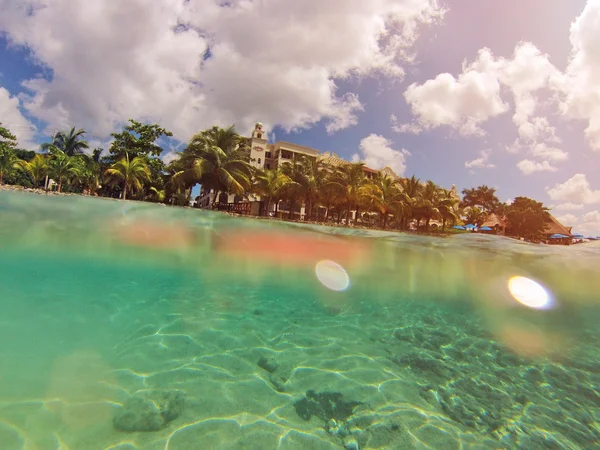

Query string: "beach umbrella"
[549, 234, 568, 239]
[452, 225, 466, 230]
[479, 226, 493, 231]
[465, 224, 476, 229]
[572, 233, 584, 238]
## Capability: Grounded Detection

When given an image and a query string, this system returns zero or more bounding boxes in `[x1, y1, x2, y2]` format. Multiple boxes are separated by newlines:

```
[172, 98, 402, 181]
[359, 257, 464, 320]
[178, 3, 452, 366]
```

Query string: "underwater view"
[1, 191, 599, 450]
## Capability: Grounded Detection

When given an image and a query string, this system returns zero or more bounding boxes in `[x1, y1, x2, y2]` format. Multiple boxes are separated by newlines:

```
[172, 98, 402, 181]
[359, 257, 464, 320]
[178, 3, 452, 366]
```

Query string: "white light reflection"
[507, 276, 554, 310]
[315, 260, 350, 291]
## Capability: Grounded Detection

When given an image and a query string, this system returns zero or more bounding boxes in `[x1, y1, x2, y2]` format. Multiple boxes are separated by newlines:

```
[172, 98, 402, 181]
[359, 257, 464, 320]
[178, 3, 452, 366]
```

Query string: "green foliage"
[109, 120, 173, 159]
[172, 125, 252, 201]
[0, 122, 18, 151]
[461, 185, 500, 212]
[42, 127, 89, 156]
[505, 197, 550, 240]
[105, 154, 151, 200]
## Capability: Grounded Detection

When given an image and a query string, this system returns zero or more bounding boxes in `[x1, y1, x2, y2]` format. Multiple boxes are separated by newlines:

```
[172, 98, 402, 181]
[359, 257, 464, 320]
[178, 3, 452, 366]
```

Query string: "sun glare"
[507, 276, 553, 310]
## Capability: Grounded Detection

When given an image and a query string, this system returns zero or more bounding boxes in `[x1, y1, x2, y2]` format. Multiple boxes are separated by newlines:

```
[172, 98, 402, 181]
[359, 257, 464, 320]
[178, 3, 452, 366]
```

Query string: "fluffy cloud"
[555, 213, 578, 227]
[561, 210, 600, 237]
[516, 159, 557, 175]
[353, 133, 410, 176]
[554, 0, 600, 150]
[554, 202, 585, 211]
[0, 0, 444, 142]
[546, 174, 600, 204]
[399, 40, 572, 167]
[400, 49, 509, 136]
[465, 149, 495, 171]
[0, 86, 37, 148]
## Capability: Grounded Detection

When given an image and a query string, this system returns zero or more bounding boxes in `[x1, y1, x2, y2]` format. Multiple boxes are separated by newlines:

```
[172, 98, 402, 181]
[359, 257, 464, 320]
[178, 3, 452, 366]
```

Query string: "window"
[265, 151, 272, 158]
[266, 163, 271, 169]
[258, 158, 261, 164]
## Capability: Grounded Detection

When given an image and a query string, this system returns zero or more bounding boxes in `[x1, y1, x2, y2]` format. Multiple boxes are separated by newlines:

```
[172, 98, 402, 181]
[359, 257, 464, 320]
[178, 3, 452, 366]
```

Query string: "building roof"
[545, 214, 572, 237]
[481, 213, 506, 228]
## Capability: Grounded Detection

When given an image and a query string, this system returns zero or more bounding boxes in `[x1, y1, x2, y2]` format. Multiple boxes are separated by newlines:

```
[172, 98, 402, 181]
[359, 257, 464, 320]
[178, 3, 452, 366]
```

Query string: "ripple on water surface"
[0, 190, 599, 449]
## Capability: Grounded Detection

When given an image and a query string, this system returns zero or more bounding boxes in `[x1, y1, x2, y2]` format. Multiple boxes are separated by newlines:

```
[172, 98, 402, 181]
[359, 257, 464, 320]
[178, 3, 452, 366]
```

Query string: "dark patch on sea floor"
[370, 300, 600, 448]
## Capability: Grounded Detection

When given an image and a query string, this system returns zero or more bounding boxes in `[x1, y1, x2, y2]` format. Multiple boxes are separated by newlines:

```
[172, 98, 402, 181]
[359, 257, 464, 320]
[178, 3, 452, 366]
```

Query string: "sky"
[1, 0, 599, 235]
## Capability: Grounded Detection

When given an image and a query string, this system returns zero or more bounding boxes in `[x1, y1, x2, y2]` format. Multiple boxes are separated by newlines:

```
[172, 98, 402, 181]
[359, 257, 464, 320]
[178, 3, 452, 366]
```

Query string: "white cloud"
[160, 149, 181, 165]
[400, 40, 572, 166]
[0, 0, 444, 142]
[530, 142, 568, 162]
[0, 86, 37, 148]
[554, 0, 600, 151]
[555, 213, 578, 227]
[574, 210, 600, 236]
[465, 149, 495, 169]
[547, 174, 600, 204]
[554, 202, 585, 210]
[400, 49, 509, 136]
[353, 133, 409, 176]
[517, 159, 557, 175]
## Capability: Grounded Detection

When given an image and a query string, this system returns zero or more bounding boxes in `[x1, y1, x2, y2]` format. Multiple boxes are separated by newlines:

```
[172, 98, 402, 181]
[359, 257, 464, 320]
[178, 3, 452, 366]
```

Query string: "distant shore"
[0, 183, 454, 236]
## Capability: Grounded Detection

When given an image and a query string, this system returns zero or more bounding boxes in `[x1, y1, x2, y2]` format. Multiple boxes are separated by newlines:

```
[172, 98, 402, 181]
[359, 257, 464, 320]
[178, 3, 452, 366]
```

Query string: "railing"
[215, 202, 252, 215]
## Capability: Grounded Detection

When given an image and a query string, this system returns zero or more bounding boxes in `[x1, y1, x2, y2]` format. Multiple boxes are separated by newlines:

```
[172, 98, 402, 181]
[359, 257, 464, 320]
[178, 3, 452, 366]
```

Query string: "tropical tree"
[109, 120, 173, 159]
[297, 156, 330, 221]
[45, 148, 82, 192]
[104, 153, 151, 200]
[171, 126, 252, 205]
[253, 168, 294, 215]
[0, 123, 19, 184]
[363, 174, 407, 229]
[398, 175, 422, 229]
[15, 154, 49, 188]
[464, 206, 485, 226]
[0, 148, 18, 184]
[280, 158, 307, 219]
[505, 197, 550, 240]
[413, 181, 441, 230]
[42, 127, 89, 156]
[327, 162, 369, 225]
[461, 185, 500, 213]
[436, 188, 461, 231]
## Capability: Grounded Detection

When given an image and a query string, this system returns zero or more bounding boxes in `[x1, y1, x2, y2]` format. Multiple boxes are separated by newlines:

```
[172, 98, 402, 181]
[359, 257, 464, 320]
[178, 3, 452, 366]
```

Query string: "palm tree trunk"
[382, 213, 387, 229]
[346, 205, 351, 226]
[122, 182, 127, 200]
[442, 218, 446, 232]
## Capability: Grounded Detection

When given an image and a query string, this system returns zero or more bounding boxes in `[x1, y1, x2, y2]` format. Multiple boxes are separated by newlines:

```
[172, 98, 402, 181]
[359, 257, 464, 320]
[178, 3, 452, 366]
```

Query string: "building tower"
[249, 122, 267, 169]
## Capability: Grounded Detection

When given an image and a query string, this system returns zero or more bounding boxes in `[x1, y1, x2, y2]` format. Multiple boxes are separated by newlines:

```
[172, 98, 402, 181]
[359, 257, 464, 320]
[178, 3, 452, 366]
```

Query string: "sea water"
[0, 190, 598, 449]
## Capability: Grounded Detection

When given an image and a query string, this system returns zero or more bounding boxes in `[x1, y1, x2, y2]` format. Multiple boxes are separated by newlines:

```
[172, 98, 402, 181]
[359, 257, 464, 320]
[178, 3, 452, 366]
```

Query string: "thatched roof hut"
[544, 214, 572, 237]
[481, 213, 507, 234]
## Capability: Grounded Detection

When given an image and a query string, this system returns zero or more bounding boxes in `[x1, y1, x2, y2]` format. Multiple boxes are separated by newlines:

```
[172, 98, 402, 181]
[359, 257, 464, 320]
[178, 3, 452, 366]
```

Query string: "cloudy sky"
[1, 0, 599, 235]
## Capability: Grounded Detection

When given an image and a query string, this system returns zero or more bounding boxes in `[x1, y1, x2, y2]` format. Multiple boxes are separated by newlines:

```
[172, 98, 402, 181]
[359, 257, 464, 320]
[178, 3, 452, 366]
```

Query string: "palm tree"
[15, 154, 49, 188]
[280, 158, 307, 219]
[0, 147, 18, 184]
[253, 168, 294, 215]
[436, 188, 460, 231]
[296, 156, 330, 221]
[398, 175, 422, 230]
[327, 162, 369, 225]
[47, 148, 81, 192]
[105, 153, 151, 200]
[42, 127, 89, 156]
[415, 180, 440, 230]
[171, 126, 252, 205]
[363, 174, 408, 229]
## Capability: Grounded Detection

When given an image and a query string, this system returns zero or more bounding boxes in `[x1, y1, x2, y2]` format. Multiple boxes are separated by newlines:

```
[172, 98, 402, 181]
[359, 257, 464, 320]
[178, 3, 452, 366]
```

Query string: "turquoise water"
[0, 191, 599, 449]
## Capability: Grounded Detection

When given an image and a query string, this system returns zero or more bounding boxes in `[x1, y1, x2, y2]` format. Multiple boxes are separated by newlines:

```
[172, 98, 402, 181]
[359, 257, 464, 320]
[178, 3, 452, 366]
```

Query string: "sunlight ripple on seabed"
[0, 191, 599, 449]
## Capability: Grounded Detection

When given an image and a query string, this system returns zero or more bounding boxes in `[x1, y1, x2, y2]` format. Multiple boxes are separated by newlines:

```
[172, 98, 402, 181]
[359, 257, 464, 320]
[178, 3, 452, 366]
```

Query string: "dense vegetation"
[0, 121, 553, 237]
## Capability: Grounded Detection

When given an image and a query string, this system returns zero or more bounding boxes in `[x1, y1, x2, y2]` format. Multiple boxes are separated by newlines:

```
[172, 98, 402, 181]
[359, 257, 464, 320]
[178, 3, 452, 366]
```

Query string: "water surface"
[0, 191, 599, 449]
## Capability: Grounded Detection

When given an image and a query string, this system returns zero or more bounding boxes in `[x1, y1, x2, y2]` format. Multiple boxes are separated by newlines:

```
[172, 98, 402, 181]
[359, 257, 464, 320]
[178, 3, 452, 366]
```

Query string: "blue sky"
[1, 0, 600, 234]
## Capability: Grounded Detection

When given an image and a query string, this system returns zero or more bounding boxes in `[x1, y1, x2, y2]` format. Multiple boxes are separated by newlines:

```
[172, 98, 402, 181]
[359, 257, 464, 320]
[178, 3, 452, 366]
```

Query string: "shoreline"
[0, 183, 456, 237]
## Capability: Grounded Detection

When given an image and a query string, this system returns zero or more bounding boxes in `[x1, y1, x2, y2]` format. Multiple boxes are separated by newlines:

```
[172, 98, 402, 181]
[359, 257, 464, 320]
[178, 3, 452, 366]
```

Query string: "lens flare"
[507, 276, 553, 310]
[315, 260, 350, 292]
